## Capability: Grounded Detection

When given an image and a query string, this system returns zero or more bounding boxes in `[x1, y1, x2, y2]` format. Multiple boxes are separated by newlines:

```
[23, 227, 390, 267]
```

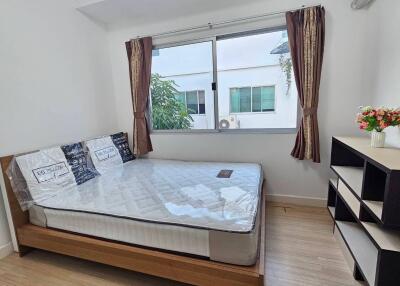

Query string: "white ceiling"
[76, 0, 266, 29]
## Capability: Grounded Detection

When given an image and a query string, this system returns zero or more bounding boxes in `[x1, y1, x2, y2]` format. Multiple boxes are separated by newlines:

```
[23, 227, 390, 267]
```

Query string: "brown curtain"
[125, 37, 153, 155]
[286, 6, 325, 163]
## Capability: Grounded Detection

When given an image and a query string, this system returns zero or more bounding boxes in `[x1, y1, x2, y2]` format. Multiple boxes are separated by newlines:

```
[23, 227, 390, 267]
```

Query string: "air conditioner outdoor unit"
[219, 115, 240, 129]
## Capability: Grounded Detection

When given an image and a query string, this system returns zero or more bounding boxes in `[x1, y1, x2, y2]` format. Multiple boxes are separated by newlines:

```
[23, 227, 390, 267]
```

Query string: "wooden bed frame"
[0, 153, 266, 286]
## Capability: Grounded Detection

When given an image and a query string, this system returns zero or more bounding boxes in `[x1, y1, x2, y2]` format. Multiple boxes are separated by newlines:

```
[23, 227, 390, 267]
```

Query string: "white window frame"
[177, 90, 206, 115]
[149, 26, 298, 134]
[229, 85, 276, 115]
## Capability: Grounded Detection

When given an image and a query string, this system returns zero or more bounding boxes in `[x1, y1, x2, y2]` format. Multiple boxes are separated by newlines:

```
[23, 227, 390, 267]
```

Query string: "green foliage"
[279, 54, 293, 96]
[150, 73, 193, 130]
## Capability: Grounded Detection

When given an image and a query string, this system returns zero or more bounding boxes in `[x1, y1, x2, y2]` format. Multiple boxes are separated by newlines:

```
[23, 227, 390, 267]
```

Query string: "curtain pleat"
[125, 37, 153, 155]
[286, 6, 325, 163]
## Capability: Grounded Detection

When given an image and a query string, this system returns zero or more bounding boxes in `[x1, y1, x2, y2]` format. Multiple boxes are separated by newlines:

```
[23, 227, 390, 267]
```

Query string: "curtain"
[125, 37, 153, 155]
[286, 6, 325, 163]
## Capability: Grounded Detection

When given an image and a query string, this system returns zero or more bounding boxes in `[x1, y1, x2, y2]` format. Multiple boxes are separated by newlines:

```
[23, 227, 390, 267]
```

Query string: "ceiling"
[75, 0, 266, 29]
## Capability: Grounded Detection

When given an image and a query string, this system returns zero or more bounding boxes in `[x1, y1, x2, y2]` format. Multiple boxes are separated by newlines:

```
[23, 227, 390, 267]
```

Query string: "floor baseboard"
[0, 242, 13, 259]
[267, 194, 327, 207]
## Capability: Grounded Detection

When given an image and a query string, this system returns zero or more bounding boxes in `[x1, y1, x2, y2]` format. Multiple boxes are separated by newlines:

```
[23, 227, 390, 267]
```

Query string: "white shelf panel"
[332, 166, 364, 198]
[328, 206, 335, 218]
[338, 179, 360, 217]
[329, 177, 338, 189]
[335, 136, 400, 170]
[334, 225, 355, 271]
[336, 221, 378, 286]
[362, 222, 400, 252]
[363, 200, 383, 220]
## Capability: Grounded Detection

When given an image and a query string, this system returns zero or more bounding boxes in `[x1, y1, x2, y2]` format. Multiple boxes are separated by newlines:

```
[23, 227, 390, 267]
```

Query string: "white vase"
[371, 131, 386, 148]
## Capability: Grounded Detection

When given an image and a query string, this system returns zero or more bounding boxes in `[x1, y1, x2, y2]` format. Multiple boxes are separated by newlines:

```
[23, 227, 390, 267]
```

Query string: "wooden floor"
[0, 203, 364, 286]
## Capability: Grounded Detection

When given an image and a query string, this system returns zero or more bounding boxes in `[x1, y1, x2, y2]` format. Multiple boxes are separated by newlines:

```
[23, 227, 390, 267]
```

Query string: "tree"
[150, 73, 193, 130]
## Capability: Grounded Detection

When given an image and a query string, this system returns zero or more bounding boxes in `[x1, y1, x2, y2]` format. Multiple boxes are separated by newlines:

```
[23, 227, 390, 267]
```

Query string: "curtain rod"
[131, 4, 320, 40]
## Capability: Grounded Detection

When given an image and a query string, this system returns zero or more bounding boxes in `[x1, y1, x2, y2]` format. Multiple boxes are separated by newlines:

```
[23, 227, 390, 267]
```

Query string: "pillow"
[110, 132, 135, 163]
[15, 143, 98, 204]
[60, 142, 98, 185]
[85, 132, 134, 174]
[16, 147, 77, 203]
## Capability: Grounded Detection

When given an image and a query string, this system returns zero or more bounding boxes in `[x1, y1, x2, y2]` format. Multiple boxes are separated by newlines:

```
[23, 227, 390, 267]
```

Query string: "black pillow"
[61, 142, 98, 185]
[110, 132, 135, 163]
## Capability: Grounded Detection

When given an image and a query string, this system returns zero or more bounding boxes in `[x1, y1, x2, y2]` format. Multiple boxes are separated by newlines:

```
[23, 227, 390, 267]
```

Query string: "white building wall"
[217, 65, 297, 129]
[165, 64, 297, 130]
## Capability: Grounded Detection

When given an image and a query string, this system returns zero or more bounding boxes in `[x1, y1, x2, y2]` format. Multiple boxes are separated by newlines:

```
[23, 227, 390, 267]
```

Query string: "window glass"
[186, 91, 199, 114]
[198, 91, 206, 114]
[252, 87, 261, 112]
[239, 87, 251, 112]
[175, 92, 186, 105]
[151, 28, 297, 131]
[217, 29, 297, 129]
[261, 86, 275, 111]
[230, 88, 240, 113]
[151, 41, 214, 130]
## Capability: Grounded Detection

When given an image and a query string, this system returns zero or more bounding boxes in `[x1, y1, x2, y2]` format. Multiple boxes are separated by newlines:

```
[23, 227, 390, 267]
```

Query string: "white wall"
[367, 0, 400, 147]
[108, 0, 375, 201]
[0, 0, 117, 256]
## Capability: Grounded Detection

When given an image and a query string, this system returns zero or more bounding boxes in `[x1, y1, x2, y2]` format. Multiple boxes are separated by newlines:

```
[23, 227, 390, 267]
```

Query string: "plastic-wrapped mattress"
[29, 159, 263, 265]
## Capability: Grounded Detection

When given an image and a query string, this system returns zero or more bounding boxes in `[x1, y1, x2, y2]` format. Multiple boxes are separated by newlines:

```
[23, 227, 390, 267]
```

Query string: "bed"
[0, 137, 266, 286]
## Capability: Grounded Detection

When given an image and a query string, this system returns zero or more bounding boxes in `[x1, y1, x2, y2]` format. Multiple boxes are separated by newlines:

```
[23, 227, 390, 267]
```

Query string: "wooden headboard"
[0, 132, 130, 253]
[0, 155, 29, 253]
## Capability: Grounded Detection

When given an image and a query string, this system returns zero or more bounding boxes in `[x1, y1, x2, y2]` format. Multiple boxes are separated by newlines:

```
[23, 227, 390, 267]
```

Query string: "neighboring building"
[152, 30, 297, 130]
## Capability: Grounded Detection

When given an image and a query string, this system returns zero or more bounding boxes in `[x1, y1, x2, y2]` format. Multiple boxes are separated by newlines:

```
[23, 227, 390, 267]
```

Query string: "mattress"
[29, 159, 263, 265]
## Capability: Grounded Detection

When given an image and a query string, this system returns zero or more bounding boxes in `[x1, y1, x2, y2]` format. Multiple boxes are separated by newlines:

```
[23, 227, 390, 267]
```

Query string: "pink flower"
[360, 122, 368, 129]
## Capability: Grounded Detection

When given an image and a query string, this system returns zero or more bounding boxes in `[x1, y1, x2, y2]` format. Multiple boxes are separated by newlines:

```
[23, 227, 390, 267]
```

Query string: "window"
[150, 27, 297, 131]
[176, 90, 206, 114]
[230, 86, 275, 113]
[151, 41, 214, 130]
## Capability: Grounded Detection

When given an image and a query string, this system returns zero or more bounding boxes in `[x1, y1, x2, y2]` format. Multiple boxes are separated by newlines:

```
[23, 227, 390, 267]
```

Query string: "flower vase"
[371, 131, 386, 148]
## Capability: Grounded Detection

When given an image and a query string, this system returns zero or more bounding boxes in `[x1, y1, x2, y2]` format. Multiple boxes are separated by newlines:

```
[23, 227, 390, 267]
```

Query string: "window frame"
[149, 27, 298, 134]
[177, 90, 207, 116]
[229, 85, 276, 115]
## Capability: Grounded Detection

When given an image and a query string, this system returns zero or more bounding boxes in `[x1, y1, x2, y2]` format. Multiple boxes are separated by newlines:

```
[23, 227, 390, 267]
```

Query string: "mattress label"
[32, 162, 70, 183]
[217, 170, 233, 178]
[94, 146, 119, 161]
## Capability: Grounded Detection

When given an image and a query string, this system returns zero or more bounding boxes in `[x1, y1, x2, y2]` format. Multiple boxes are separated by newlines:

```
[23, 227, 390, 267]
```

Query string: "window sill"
[150, 128, 297, 135]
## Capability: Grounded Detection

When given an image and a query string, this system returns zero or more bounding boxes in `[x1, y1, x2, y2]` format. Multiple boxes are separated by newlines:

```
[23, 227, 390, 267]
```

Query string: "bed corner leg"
[18, 246, 34, 257]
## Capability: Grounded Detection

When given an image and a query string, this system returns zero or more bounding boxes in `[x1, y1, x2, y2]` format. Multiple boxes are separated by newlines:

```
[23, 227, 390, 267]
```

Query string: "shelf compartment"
[331, 138, 365, 168]
[334, 137, 400, 171]
[336, 221, 378, 286]
[361, 222, 400, 252]
[363, 200, 383, 220]
[331, 166, 364, 198]
[363, 162, 386, 202]
[337, 179, 360, 217]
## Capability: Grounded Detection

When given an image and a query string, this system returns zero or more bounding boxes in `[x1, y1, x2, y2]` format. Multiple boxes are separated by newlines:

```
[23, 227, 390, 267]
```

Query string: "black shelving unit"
[328, 136, 400, 286]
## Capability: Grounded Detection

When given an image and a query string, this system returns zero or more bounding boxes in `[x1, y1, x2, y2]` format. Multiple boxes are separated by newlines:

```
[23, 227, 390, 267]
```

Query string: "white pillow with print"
[16, 147, 77, 203]
[85, 136, 123, 174]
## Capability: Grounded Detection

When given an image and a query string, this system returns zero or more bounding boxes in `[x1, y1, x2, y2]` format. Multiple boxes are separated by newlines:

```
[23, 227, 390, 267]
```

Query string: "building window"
[176, 90, 206, 115]
[150, 27, 297, 131]
[230, 86, 275, 113]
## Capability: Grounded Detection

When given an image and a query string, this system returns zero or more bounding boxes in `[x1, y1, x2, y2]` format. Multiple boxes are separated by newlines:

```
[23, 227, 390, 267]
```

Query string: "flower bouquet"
[356, 106, 400, 148]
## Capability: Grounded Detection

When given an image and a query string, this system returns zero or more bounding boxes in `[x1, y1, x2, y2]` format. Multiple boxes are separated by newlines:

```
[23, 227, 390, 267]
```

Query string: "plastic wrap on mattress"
[36, 159, 263, 233]
[6, 142, 99, 211]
